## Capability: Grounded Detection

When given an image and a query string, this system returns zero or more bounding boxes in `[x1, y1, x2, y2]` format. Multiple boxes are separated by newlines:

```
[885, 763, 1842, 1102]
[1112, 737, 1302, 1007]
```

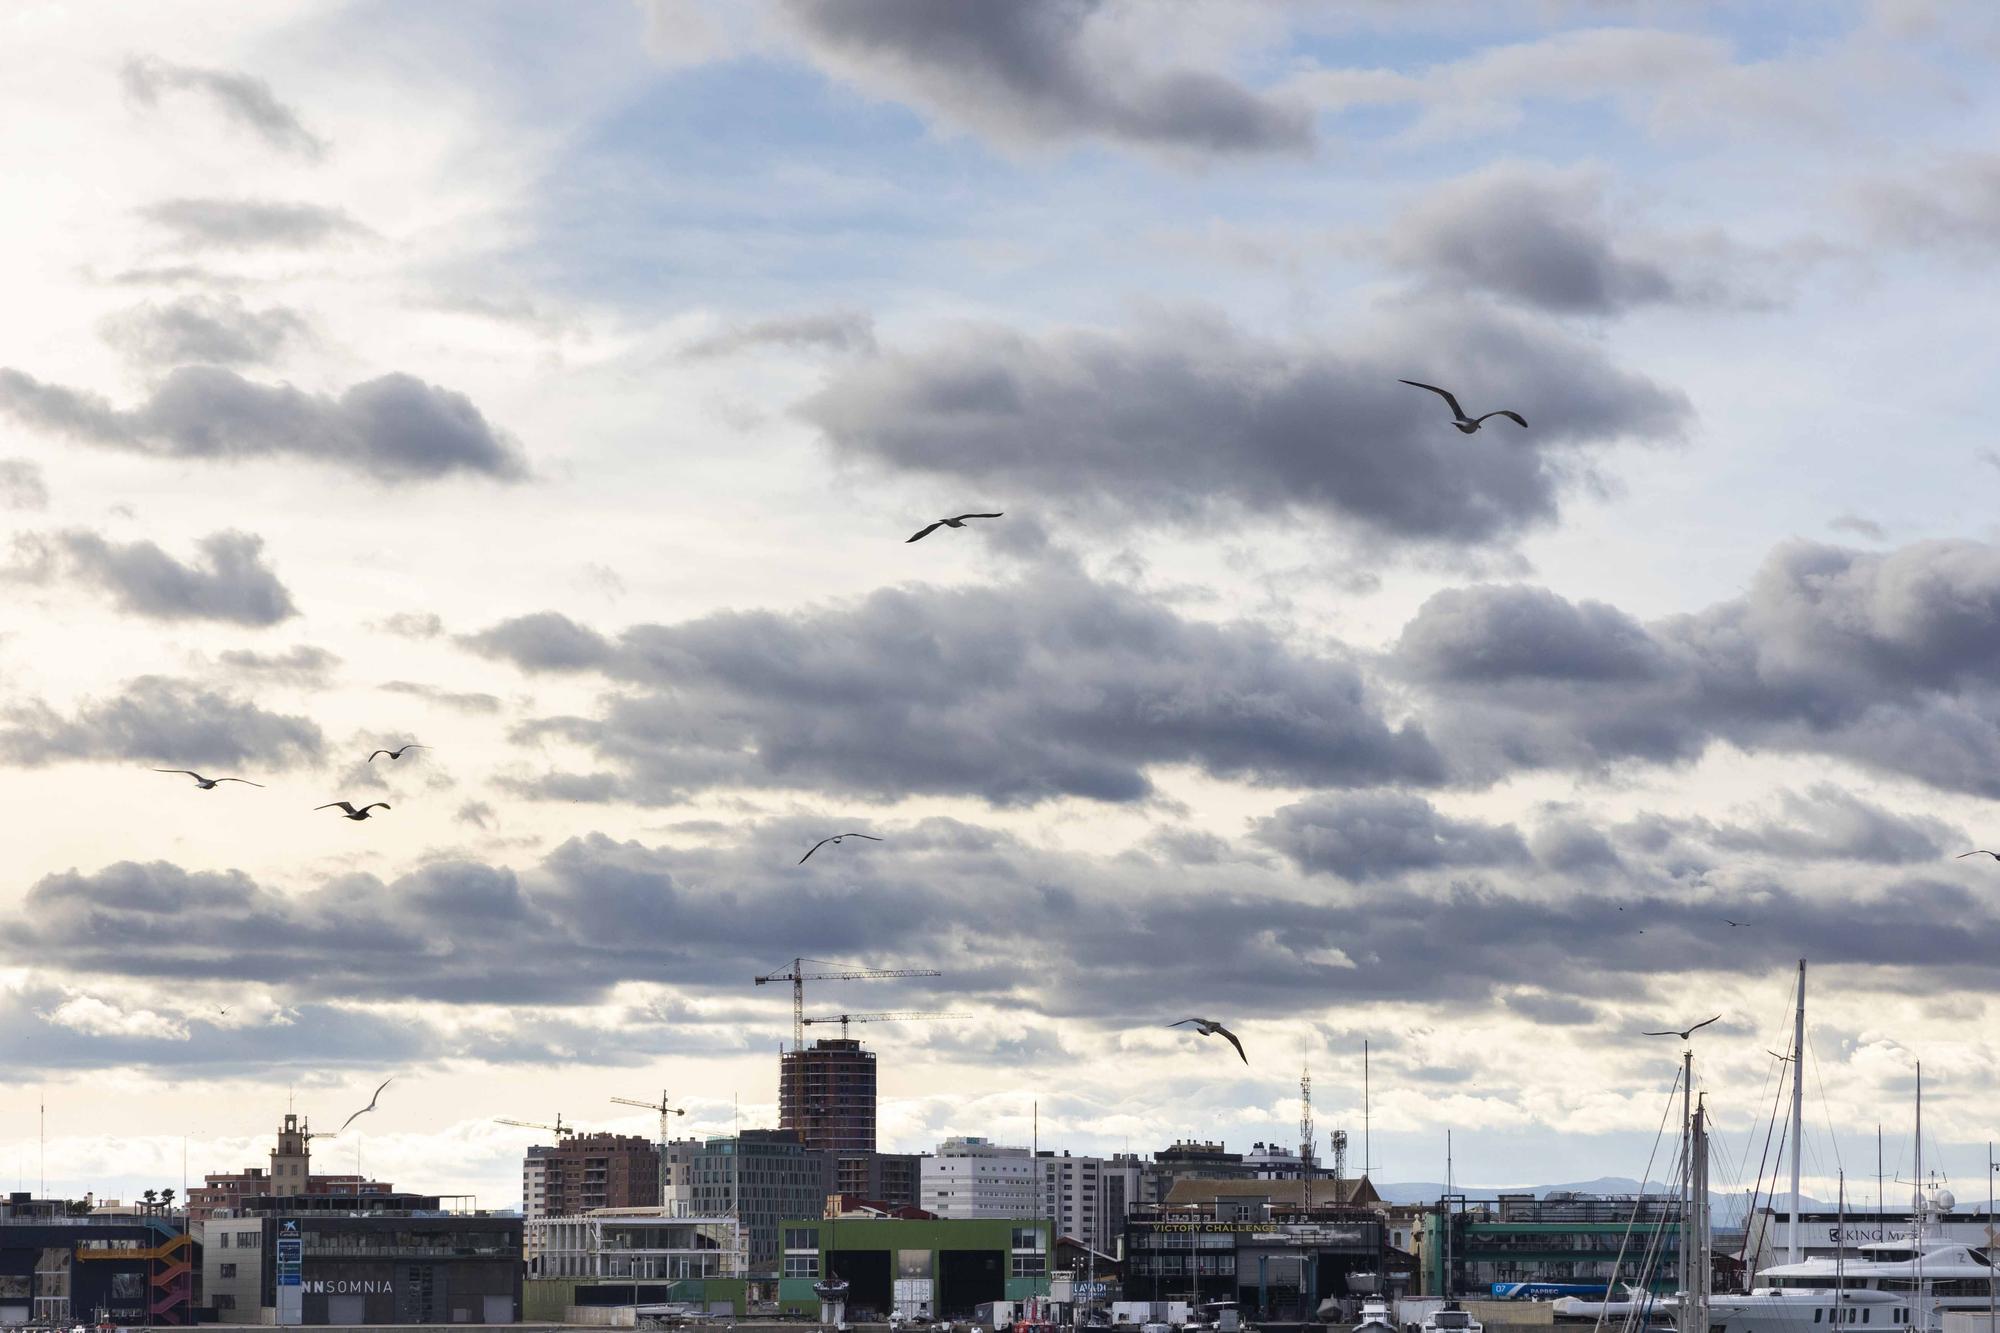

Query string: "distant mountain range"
[1373, 1177, 1832, 1222]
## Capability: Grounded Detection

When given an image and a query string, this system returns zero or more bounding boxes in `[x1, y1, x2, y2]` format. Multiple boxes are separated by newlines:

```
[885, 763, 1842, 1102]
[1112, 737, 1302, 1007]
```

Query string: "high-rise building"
[520, 1133, 660, 1221]
[779, 1039, 877, 1153]
[920, 1137, 1034, 1219]
[667, 1131, 833, 1273]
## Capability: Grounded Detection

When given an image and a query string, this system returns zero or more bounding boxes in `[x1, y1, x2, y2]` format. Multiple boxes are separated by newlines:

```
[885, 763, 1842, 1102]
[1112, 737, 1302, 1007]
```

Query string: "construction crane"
[611, 1092, 686, 1207]
[801, 1012, 968, 1039]
[754, 957, 943, 1049]
[610, 1091, 686, 1146]
[495, 1114, 577, 1142]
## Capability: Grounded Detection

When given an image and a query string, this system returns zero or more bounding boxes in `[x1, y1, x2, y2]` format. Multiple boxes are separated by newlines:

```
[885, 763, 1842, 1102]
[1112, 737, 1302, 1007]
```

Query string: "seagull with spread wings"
[1956, 850, 2000, 861]
[368, 744, 428, 762]
[1399, 379, 1527, 433]
[907, 513, 1003, 543]
[799, 833, 883, 864]
[1643, 1015, 1722, 1040]
[316, 801, 391, 821]
[154, 769, 263, 790]
[335, 1077, 394, 1135]
[1171, 1017, 1247, 1064]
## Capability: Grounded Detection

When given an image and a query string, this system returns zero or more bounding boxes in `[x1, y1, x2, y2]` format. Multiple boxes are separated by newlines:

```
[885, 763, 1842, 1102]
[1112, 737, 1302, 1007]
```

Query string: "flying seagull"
[1643, 1015, 1722, 1040]
[153, 769, 263, 790]
[1956, 850, 2000, 861]
[799, 833, 883, 864]
[907, 513, 1003, 543]
[1399, 380, 1527, 433]
[1171, 1017, 1247, 1064]
[1723, 918, 1754, 927]
[316, 801, 391, 821]
[368, 744, 428, 762]
[1768, 1049, 1794, 1062]
[335, 1077, 394, 1135]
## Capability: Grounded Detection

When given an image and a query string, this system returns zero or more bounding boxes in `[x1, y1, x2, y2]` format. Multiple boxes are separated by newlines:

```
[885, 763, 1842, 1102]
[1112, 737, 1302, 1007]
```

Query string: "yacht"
[1418, 1304, 1482, 1333]
[1709, 1186, 1992, 1333]
[1352, 1298, 1396, 1333]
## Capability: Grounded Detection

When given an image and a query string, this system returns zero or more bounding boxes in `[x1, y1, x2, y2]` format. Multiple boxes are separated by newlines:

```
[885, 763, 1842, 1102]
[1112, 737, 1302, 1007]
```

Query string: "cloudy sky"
[6, 0, 2000, 1216]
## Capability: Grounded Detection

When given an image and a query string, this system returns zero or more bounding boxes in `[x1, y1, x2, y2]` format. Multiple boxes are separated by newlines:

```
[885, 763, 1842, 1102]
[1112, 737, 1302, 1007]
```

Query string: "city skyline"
[5, 1, 2000, 1217]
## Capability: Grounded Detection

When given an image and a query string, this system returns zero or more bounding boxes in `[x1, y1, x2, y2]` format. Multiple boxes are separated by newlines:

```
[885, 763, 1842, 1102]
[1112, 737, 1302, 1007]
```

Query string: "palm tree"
[160, 1188, 176, 1214]
[142, 1188, 158, 1215]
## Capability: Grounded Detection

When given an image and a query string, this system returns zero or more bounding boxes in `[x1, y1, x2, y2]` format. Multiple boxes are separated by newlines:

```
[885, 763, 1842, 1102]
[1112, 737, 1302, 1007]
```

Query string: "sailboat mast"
[1790, 959, 1806, 1263]
[1685, 1047, 1696, 1333]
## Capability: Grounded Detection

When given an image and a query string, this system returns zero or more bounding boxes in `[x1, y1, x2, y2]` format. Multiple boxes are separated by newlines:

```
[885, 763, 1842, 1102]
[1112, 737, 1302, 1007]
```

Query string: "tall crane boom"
[495, 1114, 575, 1141]
[801, 1012, 968, 1039]
[754, 957, 943, 1049]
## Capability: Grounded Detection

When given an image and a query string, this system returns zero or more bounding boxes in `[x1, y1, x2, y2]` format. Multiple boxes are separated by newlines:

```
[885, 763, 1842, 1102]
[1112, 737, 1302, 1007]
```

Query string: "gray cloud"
[1855, 154, 2000, 254]
[1624, 786, 1957, 866]
[460, 611, 610, 672]
[14, 529, 297, 626]
[376, 611, 445, 639]
[381, 680, 503, 714]
[218, 645, 341, 686]
[776, 0, 1313, 159]
[5, 815, 1997, 1029]
[138, 198, 369, 251]
[1385, 165, 1691, 314]
[467, 568, 1444, 806]
[1396, 538, 2000, 796]
[0, 366, 526, 482]
[100, 294, 311, 367]
[0, 458, 47, 510]
[121, 57, 326, 159]
[1830, 512, 1887, 540]
[1252, 791, 1529, 881]
[682, 310, 876, 358]
[800, 309, 1688, 547]
[0, 675, 323, 768]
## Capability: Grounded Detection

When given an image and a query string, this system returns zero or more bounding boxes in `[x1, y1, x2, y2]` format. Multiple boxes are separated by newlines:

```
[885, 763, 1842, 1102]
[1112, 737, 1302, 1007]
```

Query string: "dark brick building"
[522, 1134, 660, 1221]
[780, 1038, 877, 1153]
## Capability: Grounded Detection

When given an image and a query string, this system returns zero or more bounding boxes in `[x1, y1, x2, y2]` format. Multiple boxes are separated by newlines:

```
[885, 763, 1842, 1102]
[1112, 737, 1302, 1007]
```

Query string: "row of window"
[1810, 1307, 1901, 1324]
[214, 1231, 260, 1248]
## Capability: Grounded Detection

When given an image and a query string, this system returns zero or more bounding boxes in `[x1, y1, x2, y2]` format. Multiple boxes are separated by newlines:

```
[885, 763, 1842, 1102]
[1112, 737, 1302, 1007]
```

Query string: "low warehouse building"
[777, 1217, 1054, 1320]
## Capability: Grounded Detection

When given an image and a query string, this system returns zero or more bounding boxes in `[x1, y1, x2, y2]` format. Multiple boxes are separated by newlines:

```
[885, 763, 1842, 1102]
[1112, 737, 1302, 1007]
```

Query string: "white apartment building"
[1035, 1152, 1155, 1253]
[920, 1137, 1035, 1219]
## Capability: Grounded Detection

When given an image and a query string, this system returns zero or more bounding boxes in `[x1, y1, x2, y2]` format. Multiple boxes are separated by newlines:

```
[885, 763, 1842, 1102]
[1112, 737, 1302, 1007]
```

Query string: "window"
[214, 1296, 236, 1311]
[218, 1233, 231, 1249]
[219, 1264, 238, 1279]
[238, 1231, 258, 1247]
[783, 1227, 819, 1251]
[1011, 1227, 1046, 1253]
[1813, 1312, 1821, 1324]
[784, 1256, 820, 1278]
[1012, 1255, 1046, 1277]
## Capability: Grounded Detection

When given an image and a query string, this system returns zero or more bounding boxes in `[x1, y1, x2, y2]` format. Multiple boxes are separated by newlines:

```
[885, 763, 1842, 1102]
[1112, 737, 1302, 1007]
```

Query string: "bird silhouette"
[334, 1077, 394, 1135]
[1956, 850, 2000, 861]
[1399, 380, 1527, 433]
[799, 833, 883, 864]
[1171, 1017, 1247, 1064]
[1643, 1015, 1722, 1040]
[1723, 918, 1754, 927]
[316, 801, 391, 821]
[153, 769, 263, 790]
[368, 744, 428, 762]
[907, 513, 1003, 543]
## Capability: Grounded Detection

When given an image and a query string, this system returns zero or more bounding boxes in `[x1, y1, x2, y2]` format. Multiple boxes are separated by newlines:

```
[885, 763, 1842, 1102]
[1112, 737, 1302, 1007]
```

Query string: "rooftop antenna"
[1300, 1053, 1314, 1209]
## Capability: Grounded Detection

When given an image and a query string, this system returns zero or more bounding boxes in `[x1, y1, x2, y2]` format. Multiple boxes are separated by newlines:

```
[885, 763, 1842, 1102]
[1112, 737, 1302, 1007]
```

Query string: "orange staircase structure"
[75, 1231, 194, 1325]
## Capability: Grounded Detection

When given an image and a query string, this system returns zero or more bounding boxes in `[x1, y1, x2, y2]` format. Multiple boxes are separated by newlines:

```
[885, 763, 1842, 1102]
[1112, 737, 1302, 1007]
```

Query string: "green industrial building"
[1426, 1195, 1683, 1297]
[776, 1218, 1053, 1320]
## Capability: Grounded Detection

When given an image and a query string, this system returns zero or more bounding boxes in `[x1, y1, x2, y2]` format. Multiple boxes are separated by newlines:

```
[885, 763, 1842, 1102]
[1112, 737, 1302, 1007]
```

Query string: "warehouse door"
[328, 1293, 365, 1323]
